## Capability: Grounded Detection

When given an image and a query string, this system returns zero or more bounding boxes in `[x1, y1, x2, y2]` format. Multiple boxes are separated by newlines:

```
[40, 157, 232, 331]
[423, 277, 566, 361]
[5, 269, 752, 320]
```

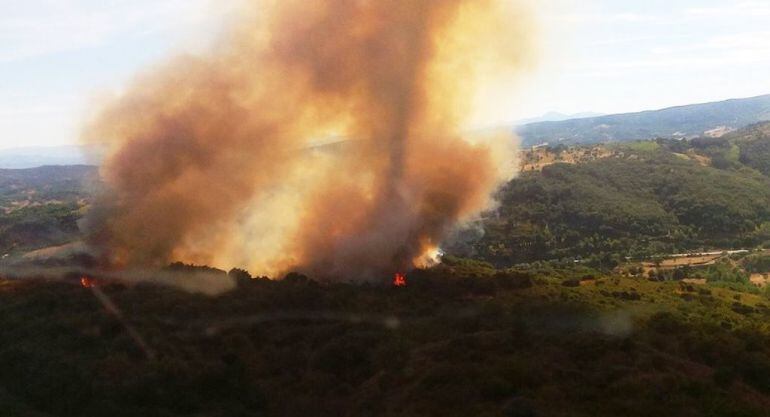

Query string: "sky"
[1, 0, 769, 150]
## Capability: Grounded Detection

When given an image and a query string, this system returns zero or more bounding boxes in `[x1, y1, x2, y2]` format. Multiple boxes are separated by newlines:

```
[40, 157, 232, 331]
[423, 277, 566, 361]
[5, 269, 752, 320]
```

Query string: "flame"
[80, 276, 95, 288]
[413, 245, 444, 269]
[393, 273, 407, 287]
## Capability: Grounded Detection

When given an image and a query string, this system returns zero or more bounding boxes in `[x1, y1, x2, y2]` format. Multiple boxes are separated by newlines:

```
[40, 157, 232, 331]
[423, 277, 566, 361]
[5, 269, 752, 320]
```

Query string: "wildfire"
[80, 276, 96, 288]
[413, 246, 444, 269]
[393, 273, 407, 287]
[82, 0, 529, 280]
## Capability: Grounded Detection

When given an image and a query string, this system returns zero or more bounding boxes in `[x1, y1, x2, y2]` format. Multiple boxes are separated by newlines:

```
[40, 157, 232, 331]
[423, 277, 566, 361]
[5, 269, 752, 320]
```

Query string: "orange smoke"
[82, 0, 534, 280]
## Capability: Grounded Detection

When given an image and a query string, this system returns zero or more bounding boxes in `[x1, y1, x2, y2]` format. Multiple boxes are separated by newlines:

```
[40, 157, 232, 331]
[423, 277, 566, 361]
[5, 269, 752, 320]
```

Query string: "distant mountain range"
[4, 94, 770, 168]
[517, 94, 770, 146]
[515, 111, 605, 126]
[0, 145, 103, 169]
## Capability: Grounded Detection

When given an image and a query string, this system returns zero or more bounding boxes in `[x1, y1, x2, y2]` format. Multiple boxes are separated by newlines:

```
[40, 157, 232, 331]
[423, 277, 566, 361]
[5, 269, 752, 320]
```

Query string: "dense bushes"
[742, 254, 770, 273]
[0, 203, 83, 253]
[1, 268, 769, 417]
[468, 135, 770, 266]
[0, 166, 97, 254]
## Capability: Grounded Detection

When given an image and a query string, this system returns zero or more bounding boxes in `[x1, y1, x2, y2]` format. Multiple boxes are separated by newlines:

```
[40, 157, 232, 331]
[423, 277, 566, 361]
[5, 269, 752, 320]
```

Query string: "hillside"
[0, 166, 98, 255]
[469, 122, 770, 267]
[1, 263, 769, 417]
[728, 122, 770, 175]
[517, 94, 770, 146]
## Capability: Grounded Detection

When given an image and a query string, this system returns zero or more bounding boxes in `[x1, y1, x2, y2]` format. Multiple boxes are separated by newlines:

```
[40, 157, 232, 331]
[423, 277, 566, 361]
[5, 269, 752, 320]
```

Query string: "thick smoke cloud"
[83, 0, 533, 281]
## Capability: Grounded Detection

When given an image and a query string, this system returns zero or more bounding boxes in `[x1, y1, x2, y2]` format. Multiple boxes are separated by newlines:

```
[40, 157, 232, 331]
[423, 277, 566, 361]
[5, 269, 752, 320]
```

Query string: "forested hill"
[517, 94, 770, 146]
[468, 122, 770, 266]
[0, 165, 98, 255]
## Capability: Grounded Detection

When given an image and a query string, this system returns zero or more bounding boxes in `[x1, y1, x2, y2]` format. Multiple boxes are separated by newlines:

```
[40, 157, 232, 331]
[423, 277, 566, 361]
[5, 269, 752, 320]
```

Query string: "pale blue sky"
[1, 0, 769, 149]
[523, 0, 770, 121]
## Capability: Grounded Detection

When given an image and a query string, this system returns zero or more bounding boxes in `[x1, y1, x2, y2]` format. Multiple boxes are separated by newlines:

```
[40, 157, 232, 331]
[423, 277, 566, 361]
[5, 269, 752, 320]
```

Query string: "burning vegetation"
[80, 276, 96, 288]
[393, 273, 408, 287]
[82, 0, 533, 281]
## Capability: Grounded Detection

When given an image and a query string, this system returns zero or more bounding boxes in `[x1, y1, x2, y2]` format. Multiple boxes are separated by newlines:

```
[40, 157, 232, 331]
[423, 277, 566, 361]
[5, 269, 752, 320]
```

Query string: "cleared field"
[642, 254, 723, 271]
[519, 146, 615, 172]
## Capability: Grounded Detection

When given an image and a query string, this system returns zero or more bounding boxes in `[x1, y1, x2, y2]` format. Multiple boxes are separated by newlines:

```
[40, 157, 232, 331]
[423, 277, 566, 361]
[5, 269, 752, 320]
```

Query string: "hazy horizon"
[3, 91, 770, 152]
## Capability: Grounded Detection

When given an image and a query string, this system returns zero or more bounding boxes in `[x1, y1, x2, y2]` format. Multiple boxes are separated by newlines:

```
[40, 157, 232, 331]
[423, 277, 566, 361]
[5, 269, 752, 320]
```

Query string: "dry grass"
[750, 274, 769, 288]
[519, 146, 615, 172]
[642, 254, 723, 273]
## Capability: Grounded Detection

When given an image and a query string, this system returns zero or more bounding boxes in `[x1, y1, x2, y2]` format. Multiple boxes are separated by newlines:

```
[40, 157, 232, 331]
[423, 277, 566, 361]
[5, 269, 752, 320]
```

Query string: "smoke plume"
[83, 0, 534, 281]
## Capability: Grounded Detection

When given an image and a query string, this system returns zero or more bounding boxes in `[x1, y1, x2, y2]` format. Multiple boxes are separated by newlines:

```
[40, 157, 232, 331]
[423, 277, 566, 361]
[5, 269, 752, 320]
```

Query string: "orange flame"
[393, 273, 407, 287]
[80, 276, 95, 288]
